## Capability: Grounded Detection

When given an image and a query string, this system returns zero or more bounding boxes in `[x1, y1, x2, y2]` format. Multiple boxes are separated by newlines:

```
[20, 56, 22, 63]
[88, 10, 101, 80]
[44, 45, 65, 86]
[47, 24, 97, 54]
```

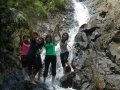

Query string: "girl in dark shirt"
[27, 23, 44, 84]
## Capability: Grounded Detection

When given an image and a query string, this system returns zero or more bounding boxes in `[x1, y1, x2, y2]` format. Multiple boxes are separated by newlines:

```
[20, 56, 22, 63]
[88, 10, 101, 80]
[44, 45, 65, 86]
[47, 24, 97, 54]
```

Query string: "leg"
[43, 55, 51, 82]
[38, 68, 42, 81]
[31, 59, 38, 84]
[23, 67, 30, 80]
[51, 55, 57, 84]
[60, 53, 66, 74]
[28, 55, 38, 84]
[21, 55, 29, 80]
[65, 52, 74, 72]
[35, 55, 43, 81]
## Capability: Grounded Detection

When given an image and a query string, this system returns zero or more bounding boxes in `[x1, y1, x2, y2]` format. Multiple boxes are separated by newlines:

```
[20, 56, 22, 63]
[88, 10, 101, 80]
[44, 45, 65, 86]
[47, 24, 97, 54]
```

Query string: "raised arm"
[28, 21, 33, 38]
[19, 28, 23, 45]
[56, 23, 61, 39]
[56, 18, 65, 39]
[51, 27, 56, 41]
[52, 22, 61, 40]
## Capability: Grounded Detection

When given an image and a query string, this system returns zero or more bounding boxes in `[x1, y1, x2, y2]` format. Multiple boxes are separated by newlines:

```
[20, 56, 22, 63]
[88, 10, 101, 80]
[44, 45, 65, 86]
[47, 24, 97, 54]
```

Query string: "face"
[36, 38, 42, 44]
[33, 33, 39, 39]
[46, 36, 51, 43]
[62, 33, 68, 40]
[23, 36, 30, 44]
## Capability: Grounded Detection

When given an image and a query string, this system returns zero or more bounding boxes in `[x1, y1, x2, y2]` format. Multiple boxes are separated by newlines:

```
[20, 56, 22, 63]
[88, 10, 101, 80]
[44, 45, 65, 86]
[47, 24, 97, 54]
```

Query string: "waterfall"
[41, 0, 90, 89]
[68, 0, 90, 62]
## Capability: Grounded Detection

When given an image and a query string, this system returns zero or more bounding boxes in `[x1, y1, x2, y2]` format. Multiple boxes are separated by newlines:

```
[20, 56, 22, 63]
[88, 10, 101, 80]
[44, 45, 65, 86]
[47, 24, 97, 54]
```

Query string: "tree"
[0, 0, 65, 51]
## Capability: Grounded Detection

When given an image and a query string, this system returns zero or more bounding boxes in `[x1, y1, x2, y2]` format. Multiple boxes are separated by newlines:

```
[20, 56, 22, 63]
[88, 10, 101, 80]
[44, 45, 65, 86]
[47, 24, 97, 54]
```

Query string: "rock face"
[0, 50, 23, 90]
[61, 0, 120, 90]
[0, 50, 49, 90]
[83, 0, 120, 69]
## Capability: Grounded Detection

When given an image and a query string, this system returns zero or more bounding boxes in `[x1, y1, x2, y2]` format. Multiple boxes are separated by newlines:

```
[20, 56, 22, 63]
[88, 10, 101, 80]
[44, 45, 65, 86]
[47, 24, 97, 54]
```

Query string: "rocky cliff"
[61, 0, 120, 90]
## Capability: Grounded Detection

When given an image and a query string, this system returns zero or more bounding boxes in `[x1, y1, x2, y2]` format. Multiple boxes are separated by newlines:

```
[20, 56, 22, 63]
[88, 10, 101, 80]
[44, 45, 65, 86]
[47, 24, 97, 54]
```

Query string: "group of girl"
[19, 21, 74, 84]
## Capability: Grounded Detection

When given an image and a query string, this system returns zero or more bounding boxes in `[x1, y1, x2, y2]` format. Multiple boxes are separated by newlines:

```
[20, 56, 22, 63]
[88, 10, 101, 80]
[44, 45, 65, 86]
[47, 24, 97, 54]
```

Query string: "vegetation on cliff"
[0, 0, 65, 51]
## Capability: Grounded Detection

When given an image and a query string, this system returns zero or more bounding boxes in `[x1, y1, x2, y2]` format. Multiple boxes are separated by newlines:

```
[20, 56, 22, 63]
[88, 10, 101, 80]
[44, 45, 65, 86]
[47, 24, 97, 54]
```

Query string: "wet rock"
[75, 24, 101, 51]
[112, 31, 120, 43]
[68, 0, 120, 90]
[106, 42, 120, 66]
[75, 31, 88, 49]
[110, 66, 120, 74]
[11, 81, 49, 90]
[99, 11, 108, 18]
[61, 49, 120, 90]
[0, 50, 23, 90]
[0, 50, 49, 90]
[60, 72, 76, 88]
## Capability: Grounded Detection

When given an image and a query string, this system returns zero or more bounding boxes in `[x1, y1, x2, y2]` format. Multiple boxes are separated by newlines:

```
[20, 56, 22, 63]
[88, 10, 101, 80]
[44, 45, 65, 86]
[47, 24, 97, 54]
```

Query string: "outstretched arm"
[19, 28, 23, 45]
[56, 18, 65, 39]
[52, 22, 61, 40]
[56, 23, 61, 39]
[28, 21, 33, 38]
[51, 22, 59, 41]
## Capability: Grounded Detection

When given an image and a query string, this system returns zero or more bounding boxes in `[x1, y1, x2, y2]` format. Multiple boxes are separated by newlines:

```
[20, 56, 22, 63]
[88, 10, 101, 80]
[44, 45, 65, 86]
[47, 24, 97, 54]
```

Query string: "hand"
[62, 18, 65, 22]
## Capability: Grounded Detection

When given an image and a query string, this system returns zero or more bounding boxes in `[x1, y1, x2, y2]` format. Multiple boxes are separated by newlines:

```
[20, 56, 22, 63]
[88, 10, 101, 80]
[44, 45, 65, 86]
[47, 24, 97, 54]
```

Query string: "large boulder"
[61, 51, 120, 90]
[0, 50, 49, 90]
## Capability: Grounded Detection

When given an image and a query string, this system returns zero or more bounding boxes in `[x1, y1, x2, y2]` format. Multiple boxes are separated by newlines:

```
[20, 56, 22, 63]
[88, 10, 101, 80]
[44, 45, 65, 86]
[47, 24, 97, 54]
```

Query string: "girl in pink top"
[20, 29, 30, 80]
[21, 41, 30, 56]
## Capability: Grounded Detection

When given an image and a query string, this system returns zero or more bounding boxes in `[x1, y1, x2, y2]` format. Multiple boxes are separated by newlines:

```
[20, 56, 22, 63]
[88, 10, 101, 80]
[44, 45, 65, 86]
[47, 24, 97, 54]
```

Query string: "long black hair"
[37, 37, 44, 49]
[23, 35, 29, 40]
[61, 32, 69, 42]
[45, 34, 52, 43]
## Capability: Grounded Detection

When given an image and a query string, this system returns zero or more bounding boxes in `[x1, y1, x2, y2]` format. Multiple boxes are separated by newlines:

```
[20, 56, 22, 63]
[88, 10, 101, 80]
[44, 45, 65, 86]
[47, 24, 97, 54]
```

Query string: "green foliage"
[54, 0, 65, 10]
[0, 0, 65, 50]
[6, 0, 65, 19]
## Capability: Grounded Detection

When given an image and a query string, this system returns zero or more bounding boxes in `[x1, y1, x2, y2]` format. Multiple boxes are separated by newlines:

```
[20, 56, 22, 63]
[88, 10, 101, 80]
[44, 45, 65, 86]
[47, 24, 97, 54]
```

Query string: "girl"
[19, 29, 30, 80]
[43, 28, 57, 84]
[27, 23, 44, 84]
[56, 23, 74, 74]
[37, 37, 44, 81]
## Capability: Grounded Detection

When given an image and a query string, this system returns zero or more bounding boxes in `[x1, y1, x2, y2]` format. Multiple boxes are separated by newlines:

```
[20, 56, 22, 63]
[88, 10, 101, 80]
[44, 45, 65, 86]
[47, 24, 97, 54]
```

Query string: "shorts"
[27, 54, 42, 75]
[43, 55, 56, 77]
[21, 55, 29, 68]
[60, 51, 69, 67]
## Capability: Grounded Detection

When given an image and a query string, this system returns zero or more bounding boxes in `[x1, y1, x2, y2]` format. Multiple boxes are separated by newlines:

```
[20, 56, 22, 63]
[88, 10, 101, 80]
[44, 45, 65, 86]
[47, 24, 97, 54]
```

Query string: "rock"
[11, 81, 49, 90]
[0, 50, 49, 90]
[110, 66, 120, 74]
[106, 42, 120, 66]
[63, 0, 120, 90]
[0, 49, 23, 90]
[75, 31, 88, 49]
[60, 72, 76, 88]
[112, 31, 120, 43]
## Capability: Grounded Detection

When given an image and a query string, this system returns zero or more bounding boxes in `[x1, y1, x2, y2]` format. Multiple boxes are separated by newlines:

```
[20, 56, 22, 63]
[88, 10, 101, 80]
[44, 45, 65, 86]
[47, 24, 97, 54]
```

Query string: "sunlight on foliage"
[0, 0, 65, 50]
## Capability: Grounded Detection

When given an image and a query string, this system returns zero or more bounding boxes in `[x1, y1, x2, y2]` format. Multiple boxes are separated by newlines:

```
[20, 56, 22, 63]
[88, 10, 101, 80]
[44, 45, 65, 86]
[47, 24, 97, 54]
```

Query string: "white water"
[41, 0, 90, 90]
[68, 0, 90, 62]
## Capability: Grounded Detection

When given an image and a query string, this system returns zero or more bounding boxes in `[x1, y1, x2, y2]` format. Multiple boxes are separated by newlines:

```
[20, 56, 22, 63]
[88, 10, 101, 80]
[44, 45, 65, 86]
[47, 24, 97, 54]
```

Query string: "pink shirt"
[21, 42, 30, 56]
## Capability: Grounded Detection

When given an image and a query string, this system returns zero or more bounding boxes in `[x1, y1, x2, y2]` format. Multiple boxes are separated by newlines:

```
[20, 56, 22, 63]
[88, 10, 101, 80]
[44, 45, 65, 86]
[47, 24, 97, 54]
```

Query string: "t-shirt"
[44, 41, 56, 55]
[60, 41, 68, 53]
[28, 39, 39, 57]
[21, 42, 30, 56]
